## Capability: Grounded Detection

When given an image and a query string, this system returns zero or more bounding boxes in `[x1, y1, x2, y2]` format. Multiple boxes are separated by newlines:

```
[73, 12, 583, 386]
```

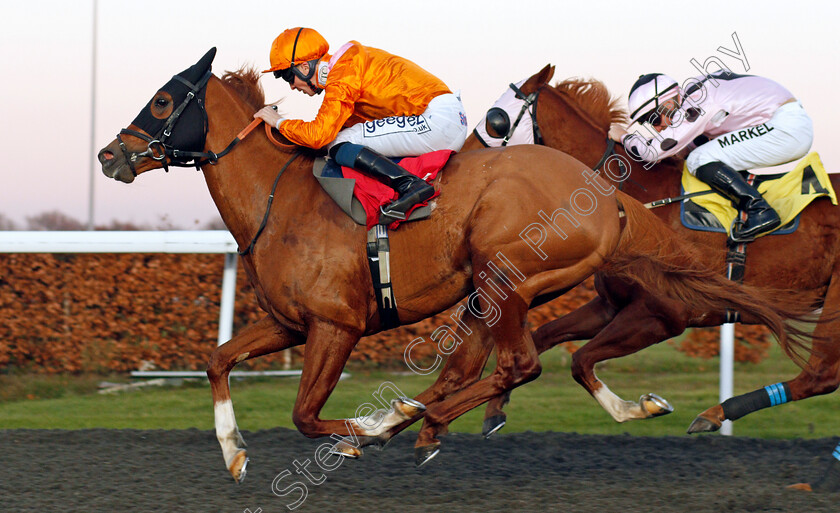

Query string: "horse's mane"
[551, 78, 627, 129]
[221, 66, 266, 111]
[218, 66, 322, 157]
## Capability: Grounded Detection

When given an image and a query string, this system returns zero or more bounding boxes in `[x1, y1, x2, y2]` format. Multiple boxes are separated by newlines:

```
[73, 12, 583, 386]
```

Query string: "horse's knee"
[206, 349, 231, 382]
[524, 358, 542, 383]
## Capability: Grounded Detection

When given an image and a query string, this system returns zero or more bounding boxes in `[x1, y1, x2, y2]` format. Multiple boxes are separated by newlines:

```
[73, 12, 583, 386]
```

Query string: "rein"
[238, 149, 303, 256]
[592, 138, 616, 172]
[593, 138, 714, 208]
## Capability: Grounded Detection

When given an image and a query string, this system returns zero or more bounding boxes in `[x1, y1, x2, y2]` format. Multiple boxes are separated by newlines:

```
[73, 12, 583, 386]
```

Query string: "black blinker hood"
[130, 48, 217, 156]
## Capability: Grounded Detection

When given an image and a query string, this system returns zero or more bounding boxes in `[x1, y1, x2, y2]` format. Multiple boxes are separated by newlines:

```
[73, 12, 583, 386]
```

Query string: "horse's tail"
[606, 190, 818, 367]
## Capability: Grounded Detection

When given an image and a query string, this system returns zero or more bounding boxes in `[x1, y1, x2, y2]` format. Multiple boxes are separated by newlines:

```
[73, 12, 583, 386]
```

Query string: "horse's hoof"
[393, 397, 426, 419]
[640, 393, 674, 418]
[329, 440, 363, 459]
[376, 436, 392, 450]
[415, 442, 441, 467]
[482, 415, 507, 438]
[687, 416, 721, 434]
[229, 450, 249, 483]
[805, 459, 840, 492]
[786, 483, 813, 492]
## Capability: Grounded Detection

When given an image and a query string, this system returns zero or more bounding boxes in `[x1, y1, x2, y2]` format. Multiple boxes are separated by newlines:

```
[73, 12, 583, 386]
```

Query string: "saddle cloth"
[313, 150, 453, 229]
[680, 152, 837, 237]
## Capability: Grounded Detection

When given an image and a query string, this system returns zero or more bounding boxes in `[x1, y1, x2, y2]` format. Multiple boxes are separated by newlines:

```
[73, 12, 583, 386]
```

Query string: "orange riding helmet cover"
[263, 27, 329, 73]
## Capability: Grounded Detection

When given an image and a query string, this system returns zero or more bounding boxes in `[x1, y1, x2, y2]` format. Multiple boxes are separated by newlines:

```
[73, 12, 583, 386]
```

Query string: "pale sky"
[1, 0, 838, 228]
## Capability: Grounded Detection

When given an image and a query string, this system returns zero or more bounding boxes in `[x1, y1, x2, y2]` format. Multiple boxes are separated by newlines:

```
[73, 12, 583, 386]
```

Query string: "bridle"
[117, 70, 214, 175]
[502, 82, 545, 146]
[115, 64, 301, 256]
[116, 69, 293, 176]
[474, 82, 545, 148]
[479, 81, 624, 180]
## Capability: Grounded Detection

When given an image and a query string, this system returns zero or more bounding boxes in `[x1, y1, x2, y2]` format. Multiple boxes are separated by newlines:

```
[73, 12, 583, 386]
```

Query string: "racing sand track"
[1, 428, 837, 512]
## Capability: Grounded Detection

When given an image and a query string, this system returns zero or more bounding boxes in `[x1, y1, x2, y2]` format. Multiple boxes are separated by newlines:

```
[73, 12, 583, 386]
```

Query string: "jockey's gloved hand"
[609, 123, 628, 143]
[254, 105, 285, 130]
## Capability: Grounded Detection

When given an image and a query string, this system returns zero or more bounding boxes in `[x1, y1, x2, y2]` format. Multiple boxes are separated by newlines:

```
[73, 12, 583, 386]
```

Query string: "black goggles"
[642, 100, 679, 127]
[630, 79, 679, 124]
[273, 68, 295, 84]
[642, 109, 664, 127]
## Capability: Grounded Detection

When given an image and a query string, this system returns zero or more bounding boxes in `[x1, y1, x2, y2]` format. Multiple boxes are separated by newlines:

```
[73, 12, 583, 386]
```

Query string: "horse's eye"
[155, 98, 168, 107]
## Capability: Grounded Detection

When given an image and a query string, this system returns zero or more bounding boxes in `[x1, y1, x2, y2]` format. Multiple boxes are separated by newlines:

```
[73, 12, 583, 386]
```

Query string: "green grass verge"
[0, 340, 835, 438]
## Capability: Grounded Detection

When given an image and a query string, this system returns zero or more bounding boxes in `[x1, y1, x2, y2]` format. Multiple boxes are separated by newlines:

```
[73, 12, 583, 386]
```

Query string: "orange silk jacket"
[278, 41, 451, 149]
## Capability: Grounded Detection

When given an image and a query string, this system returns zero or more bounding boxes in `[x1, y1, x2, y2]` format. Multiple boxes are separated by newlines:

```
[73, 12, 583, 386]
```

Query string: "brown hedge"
[0, 254, 768, 374]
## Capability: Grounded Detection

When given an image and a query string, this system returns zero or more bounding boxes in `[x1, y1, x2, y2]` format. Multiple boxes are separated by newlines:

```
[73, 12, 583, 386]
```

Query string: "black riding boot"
[353, 147, 435, 219]
[695, 162, 781, 242]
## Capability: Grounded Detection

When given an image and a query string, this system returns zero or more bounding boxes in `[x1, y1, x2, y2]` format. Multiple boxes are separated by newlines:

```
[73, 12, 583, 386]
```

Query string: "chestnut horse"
[98, 50, 815, 480]
[475, 65, 840, 442]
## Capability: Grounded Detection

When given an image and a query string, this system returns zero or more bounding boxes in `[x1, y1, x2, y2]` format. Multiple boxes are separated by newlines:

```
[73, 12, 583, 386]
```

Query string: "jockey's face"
[652, 97, 681, 132]
[288, 62, 317, 96]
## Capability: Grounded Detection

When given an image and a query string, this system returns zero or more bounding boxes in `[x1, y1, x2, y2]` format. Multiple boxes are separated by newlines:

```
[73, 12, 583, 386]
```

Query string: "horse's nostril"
[102, 151, 115, 161]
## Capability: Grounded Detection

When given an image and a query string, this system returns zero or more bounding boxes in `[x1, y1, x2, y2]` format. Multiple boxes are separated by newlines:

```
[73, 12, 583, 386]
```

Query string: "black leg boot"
[353, 147, 435, 219]
[695, 162, 781, 242]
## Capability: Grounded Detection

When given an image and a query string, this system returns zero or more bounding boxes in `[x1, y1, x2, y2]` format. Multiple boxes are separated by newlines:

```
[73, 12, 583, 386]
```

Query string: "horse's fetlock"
[292, 412, 318, 437]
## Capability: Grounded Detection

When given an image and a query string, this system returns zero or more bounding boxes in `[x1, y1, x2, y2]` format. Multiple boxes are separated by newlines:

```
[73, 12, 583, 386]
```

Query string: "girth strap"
[367, 225, 400, 329]
[724, 240, 747, 323]
[723, 173, 758, 323]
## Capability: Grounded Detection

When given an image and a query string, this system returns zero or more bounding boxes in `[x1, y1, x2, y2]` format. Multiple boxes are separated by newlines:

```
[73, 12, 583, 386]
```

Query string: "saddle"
[313, 150, 452, 229]
[312, 150, 453, 331]
[677, 152, 836, 322]
[680, 152, 837, 237]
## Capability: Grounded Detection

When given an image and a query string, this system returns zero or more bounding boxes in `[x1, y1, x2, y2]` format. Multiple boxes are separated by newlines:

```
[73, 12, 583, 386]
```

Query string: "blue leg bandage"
[764, 382, 790, 406]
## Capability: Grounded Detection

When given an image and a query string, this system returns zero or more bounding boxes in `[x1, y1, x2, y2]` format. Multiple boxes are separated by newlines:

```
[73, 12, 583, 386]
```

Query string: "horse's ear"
[177, 48, 217, 83]
[540, 64, 555, 85]
[521, 64, 555, 94]
[196, 47, 217, 72]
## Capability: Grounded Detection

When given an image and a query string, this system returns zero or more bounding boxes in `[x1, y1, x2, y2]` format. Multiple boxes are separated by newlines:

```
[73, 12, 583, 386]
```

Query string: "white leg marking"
[351, 399, 415, 436]
[215, 400, 245, 466]
[591, 382, 646, 422]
